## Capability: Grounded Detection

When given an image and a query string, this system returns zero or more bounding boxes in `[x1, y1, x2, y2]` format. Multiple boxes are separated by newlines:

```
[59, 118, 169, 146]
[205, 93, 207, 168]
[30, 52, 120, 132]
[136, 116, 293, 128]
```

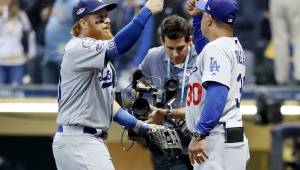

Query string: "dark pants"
[0, 65, 24, 84]
[42, 61, 60, 84]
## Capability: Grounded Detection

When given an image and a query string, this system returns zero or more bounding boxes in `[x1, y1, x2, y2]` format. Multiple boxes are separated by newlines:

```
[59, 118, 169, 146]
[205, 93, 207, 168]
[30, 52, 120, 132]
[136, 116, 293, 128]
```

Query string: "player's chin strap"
[167, 45, 192, 104]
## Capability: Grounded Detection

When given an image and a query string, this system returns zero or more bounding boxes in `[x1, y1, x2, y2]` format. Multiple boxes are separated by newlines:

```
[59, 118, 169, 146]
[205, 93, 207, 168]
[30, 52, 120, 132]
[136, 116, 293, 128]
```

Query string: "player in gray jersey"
[185, 0, 249, 169]
[52, 0, 164, 169]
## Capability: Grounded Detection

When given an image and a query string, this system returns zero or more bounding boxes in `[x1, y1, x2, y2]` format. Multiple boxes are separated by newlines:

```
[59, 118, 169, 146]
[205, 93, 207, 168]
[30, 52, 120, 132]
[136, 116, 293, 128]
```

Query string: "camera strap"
[167, 45, 192, 104]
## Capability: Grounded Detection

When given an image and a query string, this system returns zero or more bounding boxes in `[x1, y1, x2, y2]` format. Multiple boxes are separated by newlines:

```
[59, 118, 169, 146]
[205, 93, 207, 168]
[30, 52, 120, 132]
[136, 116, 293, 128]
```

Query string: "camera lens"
[132, 97, 150, 117]
[165, 78, 179, 92]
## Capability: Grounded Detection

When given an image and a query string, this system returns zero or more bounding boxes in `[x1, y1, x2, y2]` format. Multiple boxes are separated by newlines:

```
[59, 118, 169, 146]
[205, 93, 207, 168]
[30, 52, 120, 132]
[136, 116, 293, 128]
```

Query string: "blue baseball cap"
[195, 0, 239, 24]
[73, 0, 118, 23]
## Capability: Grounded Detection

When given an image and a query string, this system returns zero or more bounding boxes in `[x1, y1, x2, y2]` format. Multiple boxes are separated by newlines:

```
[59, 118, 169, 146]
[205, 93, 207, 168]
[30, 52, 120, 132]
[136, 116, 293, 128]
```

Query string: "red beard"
[98, 30, 114, 40]
[87, 22, 113, 40]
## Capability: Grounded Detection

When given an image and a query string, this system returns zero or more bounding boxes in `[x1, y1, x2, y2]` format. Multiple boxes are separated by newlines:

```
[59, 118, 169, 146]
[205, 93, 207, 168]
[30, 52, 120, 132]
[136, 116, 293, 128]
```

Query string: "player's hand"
[188, 138, 209, 165]
[146, 106, 166, 124]
[185, 0, 202, 16]
[145, 0, 164, 15]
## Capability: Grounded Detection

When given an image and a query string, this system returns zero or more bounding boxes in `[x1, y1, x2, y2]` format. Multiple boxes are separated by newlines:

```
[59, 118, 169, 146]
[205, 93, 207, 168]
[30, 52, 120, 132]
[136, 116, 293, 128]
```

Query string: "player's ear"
[188, 35, 192, 44]
[159, 37, 164, 45]
[207, 14, 213, 26]
[79, 18, 88, 29]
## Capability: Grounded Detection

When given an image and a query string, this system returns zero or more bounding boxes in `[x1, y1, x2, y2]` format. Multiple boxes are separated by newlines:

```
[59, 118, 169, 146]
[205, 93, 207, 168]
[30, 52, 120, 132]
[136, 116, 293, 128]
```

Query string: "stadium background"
[1, 0, 300, 170]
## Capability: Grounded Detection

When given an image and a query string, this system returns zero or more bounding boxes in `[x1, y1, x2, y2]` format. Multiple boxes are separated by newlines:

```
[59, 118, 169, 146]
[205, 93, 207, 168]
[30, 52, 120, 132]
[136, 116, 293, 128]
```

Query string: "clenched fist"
[145, 0, 164, 15]
[185, 0, 202, 16]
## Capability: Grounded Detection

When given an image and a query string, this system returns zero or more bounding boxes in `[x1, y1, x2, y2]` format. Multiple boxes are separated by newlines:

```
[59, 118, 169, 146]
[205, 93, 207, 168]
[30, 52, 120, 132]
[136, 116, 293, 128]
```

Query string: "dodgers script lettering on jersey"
[98, 67, 114, 88]
[185, 37, 246, 131]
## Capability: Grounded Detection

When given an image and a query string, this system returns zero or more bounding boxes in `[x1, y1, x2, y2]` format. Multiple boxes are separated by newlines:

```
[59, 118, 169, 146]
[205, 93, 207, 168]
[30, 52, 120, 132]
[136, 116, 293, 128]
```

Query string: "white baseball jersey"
[57, 37, 116, 131]
[185, 37, 246, 131]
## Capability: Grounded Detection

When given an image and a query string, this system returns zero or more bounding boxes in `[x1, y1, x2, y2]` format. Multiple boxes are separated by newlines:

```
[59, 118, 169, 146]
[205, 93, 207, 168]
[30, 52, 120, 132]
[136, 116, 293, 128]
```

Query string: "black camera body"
[125, 70, 186, 163]
[153, 78, 179, 108]
[127, 74, 179, 140]
[129, 75, 179, 119]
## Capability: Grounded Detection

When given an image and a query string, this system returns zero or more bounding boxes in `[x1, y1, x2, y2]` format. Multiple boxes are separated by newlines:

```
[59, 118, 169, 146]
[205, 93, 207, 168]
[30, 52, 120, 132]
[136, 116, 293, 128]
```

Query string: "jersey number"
[235, 73, 245, 108]
[187, 83, 202, 106]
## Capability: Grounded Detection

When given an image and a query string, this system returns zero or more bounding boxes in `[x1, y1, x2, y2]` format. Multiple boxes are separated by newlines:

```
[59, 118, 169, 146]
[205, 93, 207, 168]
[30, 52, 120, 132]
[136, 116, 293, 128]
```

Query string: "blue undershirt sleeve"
[113, 108, 149, 134]
[195, 82, 229, 136]
[105, 7, 152, 61]
[192, 14, 209, 54]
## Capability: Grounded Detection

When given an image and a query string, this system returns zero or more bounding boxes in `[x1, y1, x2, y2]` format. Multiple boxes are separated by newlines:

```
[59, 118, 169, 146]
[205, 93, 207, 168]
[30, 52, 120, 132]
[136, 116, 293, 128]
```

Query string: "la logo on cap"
[76, 8, 85, 15]
[97, 0, 104, 3]
[228, 18, 233, 23]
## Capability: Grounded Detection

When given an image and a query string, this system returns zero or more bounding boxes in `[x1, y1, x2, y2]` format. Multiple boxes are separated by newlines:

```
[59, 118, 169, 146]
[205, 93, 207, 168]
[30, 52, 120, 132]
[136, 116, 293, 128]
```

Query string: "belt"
[57, 125, 108, 140]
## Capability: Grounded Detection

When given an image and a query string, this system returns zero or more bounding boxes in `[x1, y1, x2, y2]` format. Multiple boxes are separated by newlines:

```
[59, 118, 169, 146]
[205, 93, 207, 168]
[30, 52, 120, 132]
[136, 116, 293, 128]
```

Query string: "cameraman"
[138, 15, 206, 170]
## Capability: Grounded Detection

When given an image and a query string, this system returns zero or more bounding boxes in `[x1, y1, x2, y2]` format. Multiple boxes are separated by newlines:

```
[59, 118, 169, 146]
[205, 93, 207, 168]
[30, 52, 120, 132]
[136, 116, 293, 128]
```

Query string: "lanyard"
[167, 46, 192, 104]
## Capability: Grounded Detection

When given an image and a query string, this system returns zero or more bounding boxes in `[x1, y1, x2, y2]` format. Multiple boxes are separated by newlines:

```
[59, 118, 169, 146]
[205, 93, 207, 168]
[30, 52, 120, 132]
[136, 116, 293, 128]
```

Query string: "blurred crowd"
[0, 0, 299, 87]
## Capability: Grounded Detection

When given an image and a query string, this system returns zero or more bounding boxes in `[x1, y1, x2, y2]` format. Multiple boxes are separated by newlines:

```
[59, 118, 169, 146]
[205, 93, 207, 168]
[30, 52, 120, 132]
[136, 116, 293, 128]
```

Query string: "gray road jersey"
[57, 37, 116, 131]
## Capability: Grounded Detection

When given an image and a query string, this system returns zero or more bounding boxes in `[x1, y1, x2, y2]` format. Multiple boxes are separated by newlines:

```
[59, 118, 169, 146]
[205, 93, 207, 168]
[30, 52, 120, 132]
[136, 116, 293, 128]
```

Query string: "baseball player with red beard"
[52, 0, 164, 169]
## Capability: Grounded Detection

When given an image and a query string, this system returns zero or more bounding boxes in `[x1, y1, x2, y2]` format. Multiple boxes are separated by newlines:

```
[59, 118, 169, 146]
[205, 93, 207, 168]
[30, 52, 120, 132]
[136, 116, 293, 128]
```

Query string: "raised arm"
[186, 0, 208, 54]
[105, 0, 164, 61]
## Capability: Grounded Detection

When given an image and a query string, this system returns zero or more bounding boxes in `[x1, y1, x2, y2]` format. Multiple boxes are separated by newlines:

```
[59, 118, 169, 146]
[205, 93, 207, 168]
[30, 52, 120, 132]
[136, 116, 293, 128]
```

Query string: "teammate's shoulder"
[65, 37, 105, 52]
[205, 37, 236, 51]
[74, 37, 99, 47]
[202, 41, 222, 52]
